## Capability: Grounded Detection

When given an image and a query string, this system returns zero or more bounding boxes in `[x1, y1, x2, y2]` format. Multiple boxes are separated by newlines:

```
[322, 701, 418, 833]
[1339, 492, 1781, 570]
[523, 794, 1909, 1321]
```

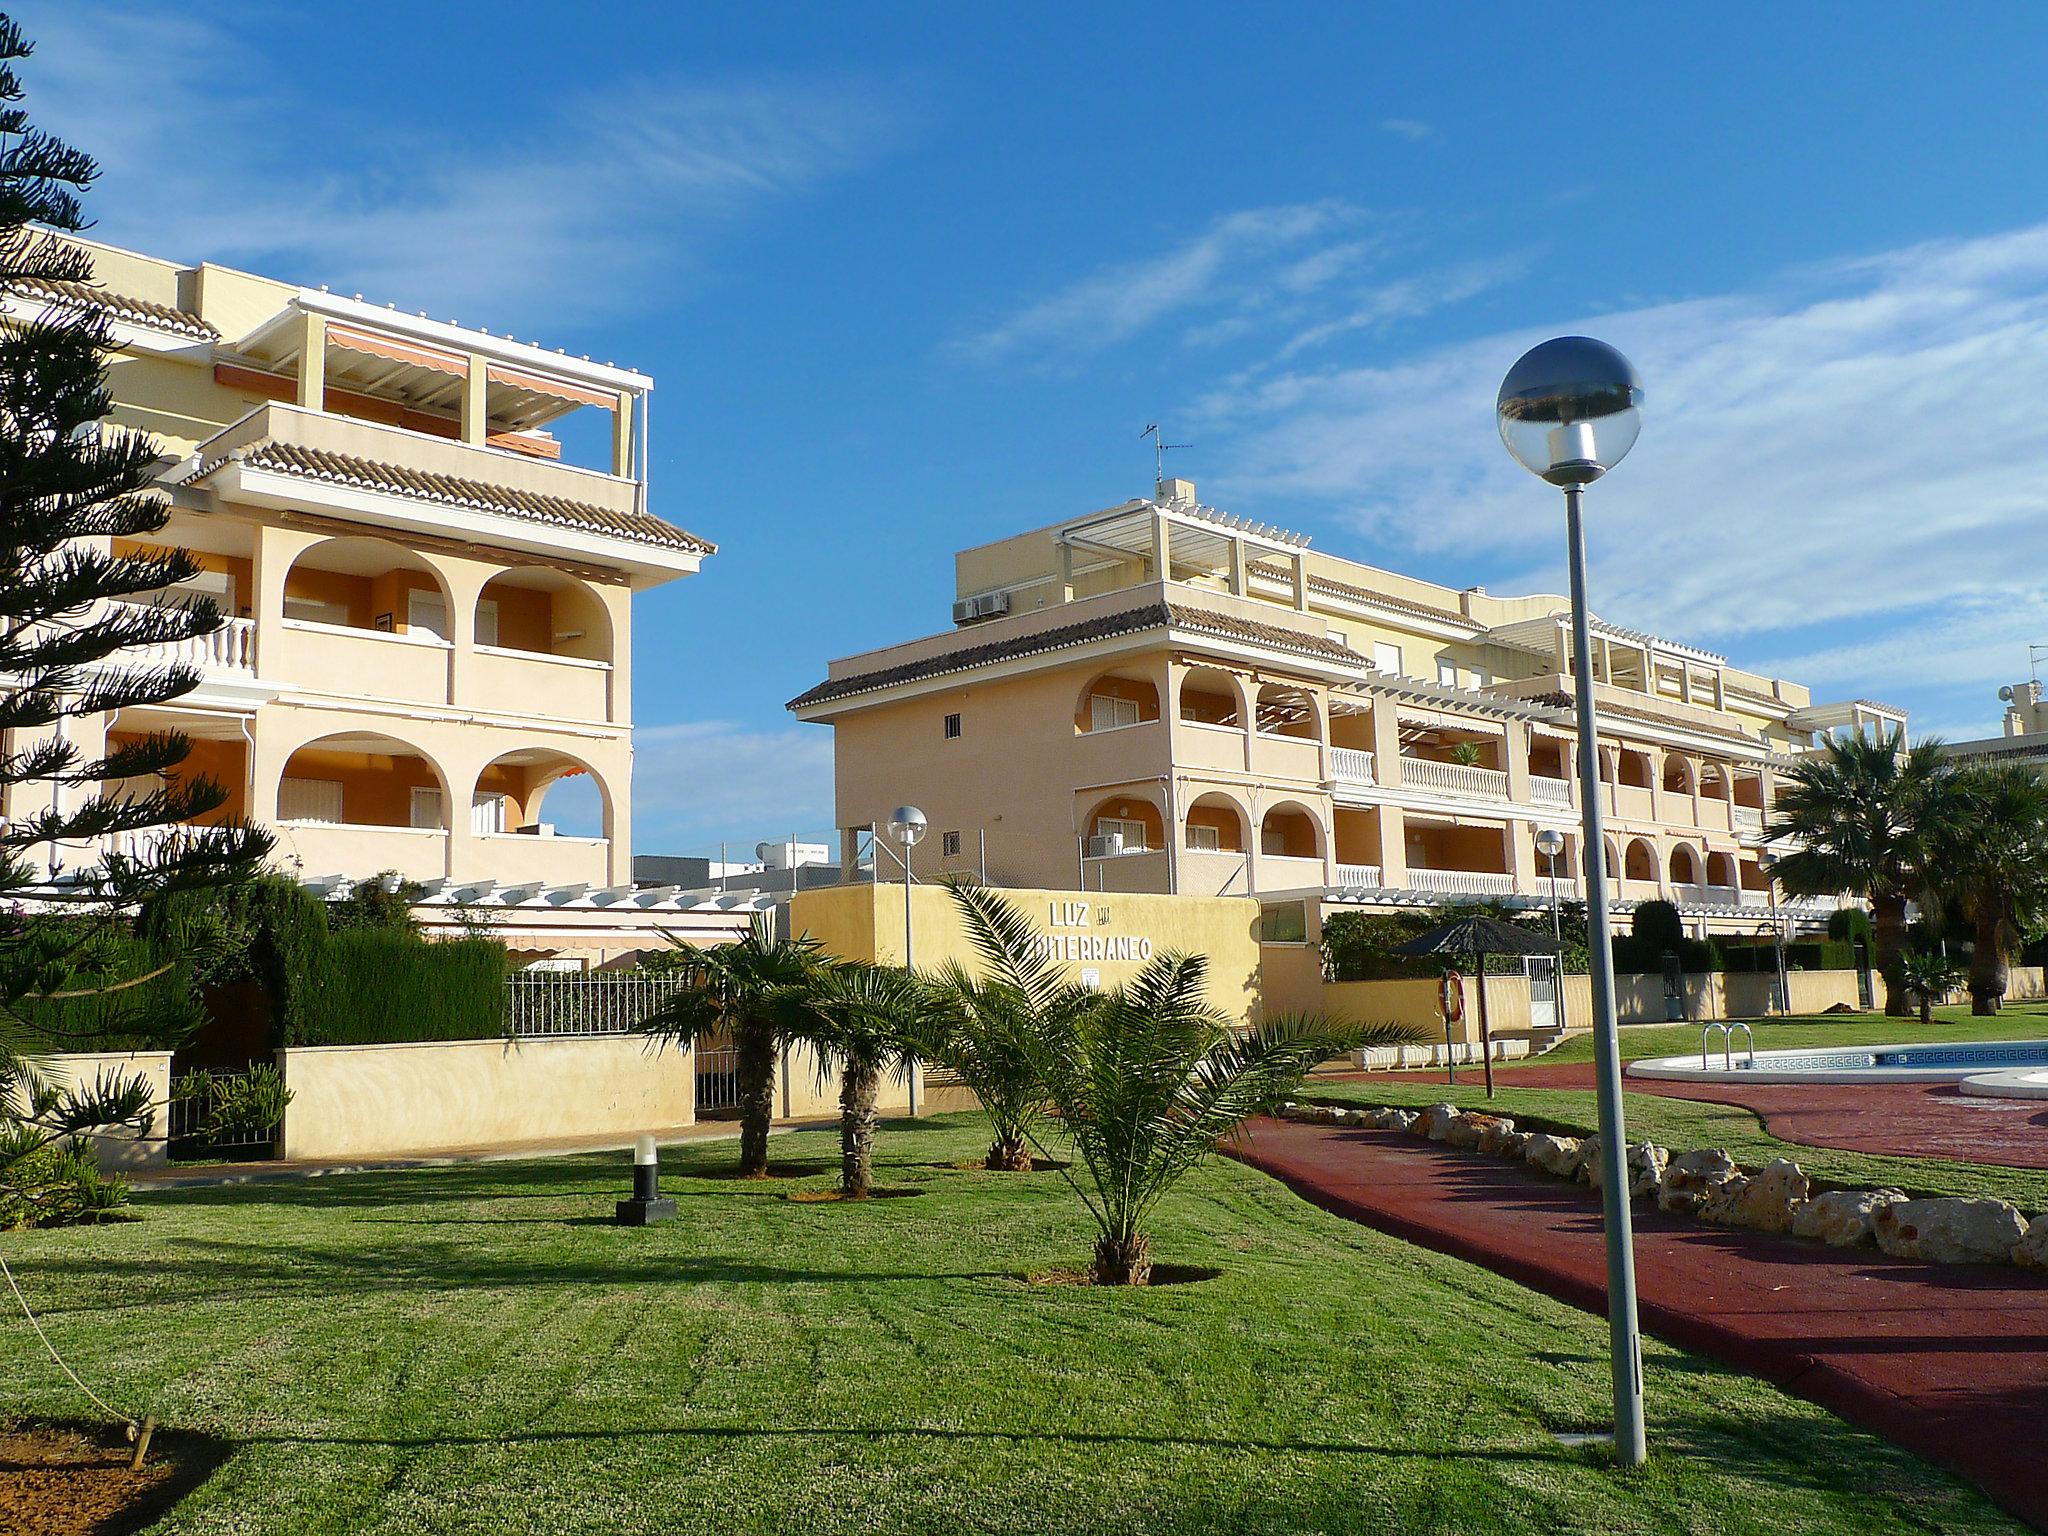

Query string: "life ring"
[1439, 969, 1465, 1024]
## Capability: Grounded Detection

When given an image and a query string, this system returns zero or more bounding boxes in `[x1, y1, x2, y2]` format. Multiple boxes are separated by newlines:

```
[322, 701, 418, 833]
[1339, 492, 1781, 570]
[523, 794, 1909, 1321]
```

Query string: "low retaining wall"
[277, 1034, 697, 1161]
[17, 1052, 173, 1170]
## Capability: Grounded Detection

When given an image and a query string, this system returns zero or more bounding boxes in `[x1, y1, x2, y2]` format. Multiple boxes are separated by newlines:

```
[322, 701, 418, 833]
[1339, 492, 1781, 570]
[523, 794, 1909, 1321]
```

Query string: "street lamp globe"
[888, 806, 927, 847]
[1534, 828, 1566, 858]
[1497, 336, 1644, 487]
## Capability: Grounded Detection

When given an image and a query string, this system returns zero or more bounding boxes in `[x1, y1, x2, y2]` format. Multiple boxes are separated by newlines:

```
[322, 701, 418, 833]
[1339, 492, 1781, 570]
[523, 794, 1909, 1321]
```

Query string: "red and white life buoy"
[1439, 969, 1465, 1024]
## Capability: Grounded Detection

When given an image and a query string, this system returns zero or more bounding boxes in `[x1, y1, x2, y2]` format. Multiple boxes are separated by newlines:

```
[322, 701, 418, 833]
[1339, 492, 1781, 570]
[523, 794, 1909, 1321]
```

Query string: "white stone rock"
[1699, 1158, 1810, 1233]
[1656, 1148, 1740, 1216]
[1381, 1108, 1418, 1133]
[1791, 1188, 1900, 1248]
[1589, 1141, 1667, 1196]
[1475, 1117, 1519, 1156]
[1416, 1103, 1462, 1141]
[1445, 1114, 1493, 1150]
[1874, 1197, 2029, 1264]
[1569, 1134, 1602, 1185]
[2014, 1214, 2048, 1271]
[1524, 1133, 1582, 1178]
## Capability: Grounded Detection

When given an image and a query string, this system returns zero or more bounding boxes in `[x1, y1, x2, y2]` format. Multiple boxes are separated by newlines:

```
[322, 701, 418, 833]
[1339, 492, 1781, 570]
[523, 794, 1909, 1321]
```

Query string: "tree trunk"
[1970, 912, 2008, 1016]
[1092, 1230, 1152, 1286]
[734, 1022, 778, 1177]
[840, 1059, 879, 1197]
[1918, 990, 1932, 1026]
[1874, 895, 1911, 1016]
[986, 1134, 1033, 1172]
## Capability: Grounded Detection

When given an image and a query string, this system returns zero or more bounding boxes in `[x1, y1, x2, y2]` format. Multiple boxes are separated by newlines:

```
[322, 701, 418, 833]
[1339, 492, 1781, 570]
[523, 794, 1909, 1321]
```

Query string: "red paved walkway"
[1345, 1062, 2048, 1169]
[1234, 1118, 2048, 1531]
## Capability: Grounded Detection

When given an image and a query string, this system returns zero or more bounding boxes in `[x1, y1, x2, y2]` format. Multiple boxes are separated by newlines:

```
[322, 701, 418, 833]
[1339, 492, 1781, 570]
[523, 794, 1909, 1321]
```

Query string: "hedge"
[10, 923, 205, 1053]
[291, 931, 508, 1046]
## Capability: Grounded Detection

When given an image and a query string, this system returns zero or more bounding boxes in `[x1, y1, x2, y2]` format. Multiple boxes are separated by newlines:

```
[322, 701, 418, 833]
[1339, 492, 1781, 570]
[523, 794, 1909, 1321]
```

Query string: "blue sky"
[26, 4, 2048, 851]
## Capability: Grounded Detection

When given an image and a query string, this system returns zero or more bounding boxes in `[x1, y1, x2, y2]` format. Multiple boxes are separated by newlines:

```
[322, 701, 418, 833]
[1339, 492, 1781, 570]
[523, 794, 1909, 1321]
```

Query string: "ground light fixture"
[1497, 335, 1647, 1466]
[1534, 826, 1569, 1033]
[615, 1134, 676, 1225]
[888, 805, 927, 1114]
[1758, 849, 1791, 1014]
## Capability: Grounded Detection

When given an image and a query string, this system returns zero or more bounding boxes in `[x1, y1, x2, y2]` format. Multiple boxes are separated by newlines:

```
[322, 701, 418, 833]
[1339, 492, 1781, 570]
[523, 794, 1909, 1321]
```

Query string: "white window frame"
[279, 776, 344, 824]
[283, 595, 351, 627]
[471, 792, 509, 834]
[409, 785, 444, 829]
[1096, 815, 1148, 851]
[474, 597, 500, 648]
[1089, 693, 1142, 732]
[1374, 641, 1404, 678]
[407, 589, 450, 641]
[1186, 822, 1222, 852]
[1437, 659, 1459, 688]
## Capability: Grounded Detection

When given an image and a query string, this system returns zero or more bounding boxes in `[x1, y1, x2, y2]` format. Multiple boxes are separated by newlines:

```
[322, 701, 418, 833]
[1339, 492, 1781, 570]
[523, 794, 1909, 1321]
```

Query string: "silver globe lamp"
[1498, 336, 1647, 1466]
[887, 805, 928, 1114]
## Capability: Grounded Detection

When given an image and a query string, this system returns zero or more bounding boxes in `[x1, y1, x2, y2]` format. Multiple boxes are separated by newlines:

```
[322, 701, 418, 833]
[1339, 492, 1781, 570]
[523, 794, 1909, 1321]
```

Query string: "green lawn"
[1307, 1005, 2048, 1212]
[0, 1116, 2028, 1534]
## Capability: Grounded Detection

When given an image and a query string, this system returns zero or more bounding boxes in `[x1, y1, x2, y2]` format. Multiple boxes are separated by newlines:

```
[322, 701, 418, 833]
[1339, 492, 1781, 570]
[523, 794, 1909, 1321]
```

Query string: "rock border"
[1272, 1100, 2048, 1275]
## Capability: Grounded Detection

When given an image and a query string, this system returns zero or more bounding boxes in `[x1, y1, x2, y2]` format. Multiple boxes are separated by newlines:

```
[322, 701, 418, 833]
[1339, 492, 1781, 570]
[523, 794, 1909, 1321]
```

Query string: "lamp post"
[1535, 826, 1569, 1035]
[1759, 850, 1789, 1015]
[888, 805, 926, 1115]
[1498, 335, 1647, 1466]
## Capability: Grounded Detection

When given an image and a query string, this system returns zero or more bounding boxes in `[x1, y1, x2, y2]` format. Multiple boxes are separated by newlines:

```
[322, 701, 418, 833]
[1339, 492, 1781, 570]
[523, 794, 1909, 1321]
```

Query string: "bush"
[140, 871, 329, 1047]
[1828, 907, 1876, 949]
[1612, 899, 1723, 974]
[170, 1064, 292, 1155]
[292, 930, 508, 1046]
[0, 1133, 125, 1230]
[9, 921, 205, 1052]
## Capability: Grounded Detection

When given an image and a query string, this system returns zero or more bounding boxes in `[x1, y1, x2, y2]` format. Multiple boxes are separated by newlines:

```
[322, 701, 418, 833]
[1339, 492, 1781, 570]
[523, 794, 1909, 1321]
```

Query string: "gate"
[1525, 955, 1559, 1032]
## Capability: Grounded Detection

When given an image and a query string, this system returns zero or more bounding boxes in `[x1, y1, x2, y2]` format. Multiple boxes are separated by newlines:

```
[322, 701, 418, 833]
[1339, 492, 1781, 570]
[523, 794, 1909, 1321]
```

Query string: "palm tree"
[1927, 764, 2048, 1014]
[638, 921, 823, 1176]
[903, 961, 1046, 1171]
[1895, 948, 1962, 1026]
[948, 882, 1416, 1285]
[1767, 729, 1950, 1016]
[778, 961, 925, 1197]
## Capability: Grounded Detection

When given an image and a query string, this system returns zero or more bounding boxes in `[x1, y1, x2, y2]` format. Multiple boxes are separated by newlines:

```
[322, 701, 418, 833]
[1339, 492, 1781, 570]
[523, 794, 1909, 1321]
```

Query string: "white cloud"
[1197, 220, 2048, 731]
[1381, 119, 1435, 142]
[949, 200, 1383, 364]
[632, 720, 836, 852]
[14, 3, 905, 328]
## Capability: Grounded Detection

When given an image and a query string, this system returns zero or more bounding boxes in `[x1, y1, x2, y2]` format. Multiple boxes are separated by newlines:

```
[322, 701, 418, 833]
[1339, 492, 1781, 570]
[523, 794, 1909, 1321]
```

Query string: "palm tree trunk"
[1092, 1229, 1152, 1286]
[1970, 912, 2008, 1016]
[1874, 895, 1911, 1016]
[734, 1022, 778, 1177]
[840, 1059, 879, 1197]
[986, 1133, 1033, 1172]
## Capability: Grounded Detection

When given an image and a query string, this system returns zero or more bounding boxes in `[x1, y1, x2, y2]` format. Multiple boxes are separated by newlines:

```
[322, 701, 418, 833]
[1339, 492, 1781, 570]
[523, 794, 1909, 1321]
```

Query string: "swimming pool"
[1628, 1037, 2048, 1098]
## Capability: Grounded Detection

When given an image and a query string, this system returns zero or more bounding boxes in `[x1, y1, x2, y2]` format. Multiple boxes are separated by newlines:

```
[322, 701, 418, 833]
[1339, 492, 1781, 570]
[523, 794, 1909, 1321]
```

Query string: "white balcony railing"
[1400, 756, 1509, 799]
[1531, 774, 1572, 808]
[1334, 863, 1382, 889]
[1406, 868, 1516, 896]
[1671, 883, 1745, 906]
[1331, 748, 1376, 786]
[1733, 806, 1764, 833]
[120, 609, 256, 675]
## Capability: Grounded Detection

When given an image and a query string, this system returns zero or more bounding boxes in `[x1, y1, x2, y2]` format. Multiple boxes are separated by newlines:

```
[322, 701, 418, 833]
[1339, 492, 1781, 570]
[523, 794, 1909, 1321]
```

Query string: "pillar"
[295, 312, 326, 409]
[462, 353, 488, 444]
[611, 388, 635, 477]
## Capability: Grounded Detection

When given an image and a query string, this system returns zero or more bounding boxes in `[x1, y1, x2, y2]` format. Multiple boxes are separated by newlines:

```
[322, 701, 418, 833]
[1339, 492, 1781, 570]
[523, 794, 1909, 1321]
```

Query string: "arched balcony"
[470, 568, 618, 721]
[1081, 793, 1166, 892]
[276, 537, 455, 704]
[1182, 792, 1250, 895]
[1076, 669, 1161, 734]
[273, 730, 451, 881]
[1258, 801, 1327, 890]
[1662, 756, 1695, 795]
[470, 748, 614, 886]
[1254, 683, 1319, 741]
[1622, 836, 1659, 894]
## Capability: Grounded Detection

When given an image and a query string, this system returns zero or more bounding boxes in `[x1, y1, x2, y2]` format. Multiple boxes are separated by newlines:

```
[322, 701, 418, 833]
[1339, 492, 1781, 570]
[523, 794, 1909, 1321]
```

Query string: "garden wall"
[275, 1035, 697, 1161]
[17, 1051, 173, 1170]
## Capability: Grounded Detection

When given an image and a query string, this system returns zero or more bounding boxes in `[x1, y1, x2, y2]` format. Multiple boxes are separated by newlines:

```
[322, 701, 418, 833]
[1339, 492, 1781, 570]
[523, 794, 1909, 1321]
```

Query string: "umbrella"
[1393, 915, 1561, 1098]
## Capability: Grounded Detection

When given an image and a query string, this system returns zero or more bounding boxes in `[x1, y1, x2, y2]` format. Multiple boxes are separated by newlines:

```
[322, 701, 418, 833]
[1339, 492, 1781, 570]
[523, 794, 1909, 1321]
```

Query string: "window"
[139, 565, 234, 614]
[1325, 627, 1348, 646]
[475, 598, 500, 648]
[1187, 823, 1222, 852]
[407, 589, 449, 641]
[1437, 659, 1459, 688]
[1089, 693, 1141, 731]
[943, 712, 961, 739]
[1373, 641, 1403, 677]
[283, 595, 350, 626]
[941, 831, 961, 857]
[1472, 666, 1491, 687]
[1096, 816, 1148, 851]
[279, 776, 343, 824]
[409, 786, 443, 829]
[1259, 902, 1309, 944]
[471, 793, 509, 835]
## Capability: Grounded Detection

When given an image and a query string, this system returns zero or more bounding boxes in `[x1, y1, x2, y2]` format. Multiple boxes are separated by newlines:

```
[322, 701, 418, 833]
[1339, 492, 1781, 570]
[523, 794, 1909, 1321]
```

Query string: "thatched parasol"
[1393, 916, 1561, 1097]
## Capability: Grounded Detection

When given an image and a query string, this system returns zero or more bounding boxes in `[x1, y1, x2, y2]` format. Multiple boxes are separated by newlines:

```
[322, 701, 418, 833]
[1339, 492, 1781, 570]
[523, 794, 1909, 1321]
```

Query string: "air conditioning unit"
[1086, 832, 1127, 858]
[952, 589, 1011, 625]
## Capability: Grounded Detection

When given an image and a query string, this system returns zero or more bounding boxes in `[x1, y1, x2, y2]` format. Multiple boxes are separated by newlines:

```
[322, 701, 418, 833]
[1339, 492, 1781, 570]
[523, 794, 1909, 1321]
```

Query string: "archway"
[1668, 842, 1703, 886]
[1706, 850, 1740, 889]
[1183, 792, 1247, 854]
[472, 749, 613, 839]
[1178, 667, 1242, 728]
[1662, 756, 1695, 794]
[282, 536, 455, 640]
[1082, 793, 1163, 855]
[1254, 682, 1319, 740]
[1617, 750, 1653, 789]
[1623, 838, 1657, 883]
[1259, 801, 1324, 859]
[1075, 669, 1161, 734]
[278, 731, 449, 827]
[475, 568, 613, 661]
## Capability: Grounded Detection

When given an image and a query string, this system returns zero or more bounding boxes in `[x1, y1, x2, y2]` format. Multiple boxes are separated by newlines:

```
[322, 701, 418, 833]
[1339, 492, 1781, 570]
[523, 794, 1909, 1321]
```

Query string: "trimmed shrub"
[10, 921, 204, 1052]
[1828, 907, 1876, 949]
[292, 931, 508, 1046]
[1612, 900, 1723, 974]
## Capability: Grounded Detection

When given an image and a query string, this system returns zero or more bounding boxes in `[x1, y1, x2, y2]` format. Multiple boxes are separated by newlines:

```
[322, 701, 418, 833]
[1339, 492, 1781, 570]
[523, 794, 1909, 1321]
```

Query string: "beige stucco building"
[792, 478, 1900, 937]
[11, 235, 746, 957]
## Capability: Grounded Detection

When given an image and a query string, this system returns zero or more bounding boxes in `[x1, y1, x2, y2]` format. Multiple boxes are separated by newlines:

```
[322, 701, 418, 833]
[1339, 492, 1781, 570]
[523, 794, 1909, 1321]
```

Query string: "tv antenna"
[2031, 643, 2048, 684]
[1140, 423, 1192, 488]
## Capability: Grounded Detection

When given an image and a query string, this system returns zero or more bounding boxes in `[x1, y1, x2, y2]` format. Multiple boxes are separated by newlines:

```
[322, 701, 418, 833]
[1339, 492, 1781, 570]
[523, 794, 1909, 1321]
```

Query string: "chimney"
[1156, 476, 1196, 505]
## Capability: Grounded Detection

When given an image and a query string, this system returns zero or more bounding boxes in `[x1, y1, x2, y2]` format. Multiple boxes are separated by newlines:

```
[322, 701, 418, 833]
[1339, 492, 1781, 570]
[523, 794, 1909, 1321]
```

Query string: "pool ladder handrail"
[1699, 1021, 1756, 1071]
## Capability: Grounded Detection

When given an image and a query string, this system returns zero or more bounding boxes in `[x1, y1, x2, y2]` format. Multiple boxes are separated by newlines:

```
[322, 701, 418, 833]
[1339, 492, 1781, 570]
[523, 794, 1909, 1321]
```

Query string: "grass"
[1307, 1005, 2048, 1212]
[0, 1115, 2030, 1534]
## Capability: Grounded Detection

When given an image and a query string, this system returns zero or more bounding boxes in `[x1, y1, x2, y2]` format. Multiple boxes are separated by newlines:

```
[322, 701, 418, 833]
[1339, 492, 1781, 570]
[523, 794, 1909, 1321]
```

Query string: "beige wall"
[25, 1052, 174, 1170]
[277, 1035, 695, 1161]
[793, 881, 1266, 1024]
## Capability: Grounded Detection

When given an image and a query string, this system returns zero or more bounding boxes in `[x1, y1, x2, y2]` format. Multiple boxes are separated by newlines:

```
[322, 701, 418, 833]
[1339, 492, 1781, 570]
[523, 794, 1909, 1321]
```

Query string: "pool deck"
[1233, 1117, 2048, 1532]
[1346, 1061, 2048, 1169]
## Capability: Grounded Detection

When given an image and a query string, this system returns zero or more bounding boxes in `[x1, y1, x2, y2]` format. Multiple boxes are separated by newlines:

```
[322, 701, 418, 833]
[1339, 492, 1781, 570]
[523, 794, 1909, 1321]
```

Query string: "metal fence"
[695, 1047, 740, 1112]
[166, 1068, 285, 1161]
[505, 972, 685, 1039]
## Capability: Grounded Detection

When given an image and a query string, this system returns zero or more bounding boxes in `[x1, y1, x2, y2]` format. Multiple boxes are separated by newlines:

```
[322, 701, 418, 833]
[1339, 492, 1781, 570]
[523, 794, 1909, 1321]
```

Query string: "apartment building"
[791, 478, 1900, 934]
[10, 236, 743, 956]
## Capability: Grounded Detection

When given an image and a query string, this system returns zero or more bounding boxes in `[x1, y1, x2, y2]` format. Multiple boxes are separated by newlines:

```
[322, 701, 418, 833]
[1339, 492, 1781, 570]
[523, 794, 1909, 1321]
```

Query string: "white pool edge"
[1626, 1037, 2048, 1087]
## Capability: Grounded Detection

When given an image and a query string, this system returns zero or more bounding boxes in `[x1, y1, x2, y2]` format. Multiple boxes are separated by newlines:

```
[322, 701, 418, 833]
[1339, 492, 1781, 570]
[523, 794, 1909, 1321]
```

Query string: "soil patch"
[1020, 1264, 1222, 1288]
[941, 1156, 1070, 1173]
[0, 1420, 228, 1536]
[782, 1187, 926, 1203]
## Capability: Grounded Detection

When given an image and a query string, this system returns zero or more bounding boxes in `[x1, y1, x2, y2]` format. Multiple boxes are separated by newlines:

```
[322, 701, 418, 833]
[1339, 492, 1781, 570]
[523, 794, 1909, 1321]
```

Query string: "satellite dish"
[2000, 685, 2015, 702]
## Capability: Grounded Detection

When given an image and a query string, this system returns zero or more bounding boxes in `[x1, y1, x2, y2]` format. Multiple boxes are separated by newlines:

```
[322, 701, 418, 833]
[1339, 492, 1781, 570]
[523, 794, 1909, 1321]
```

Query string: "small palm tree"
[904, 961, 1046, 1171]
[778, 961, 925, 1197]
[637, 920, 823, 1176]
[1926, 763, 2048, 1014]
[949, 882, 1417, 1285]
[1768, 729, 1950, 1016]
[1895, 948, 1962, 1026]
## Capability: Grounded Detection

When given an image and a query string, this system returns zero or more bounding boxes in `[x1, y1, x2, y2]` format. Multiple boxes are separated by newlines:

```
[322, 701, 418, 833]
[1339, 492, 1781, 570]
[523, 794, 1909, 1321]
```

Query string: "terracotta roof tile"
[208, 440, 713, 555]
[790, 600, 1365, 710]
[14, 276, 220, 340]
